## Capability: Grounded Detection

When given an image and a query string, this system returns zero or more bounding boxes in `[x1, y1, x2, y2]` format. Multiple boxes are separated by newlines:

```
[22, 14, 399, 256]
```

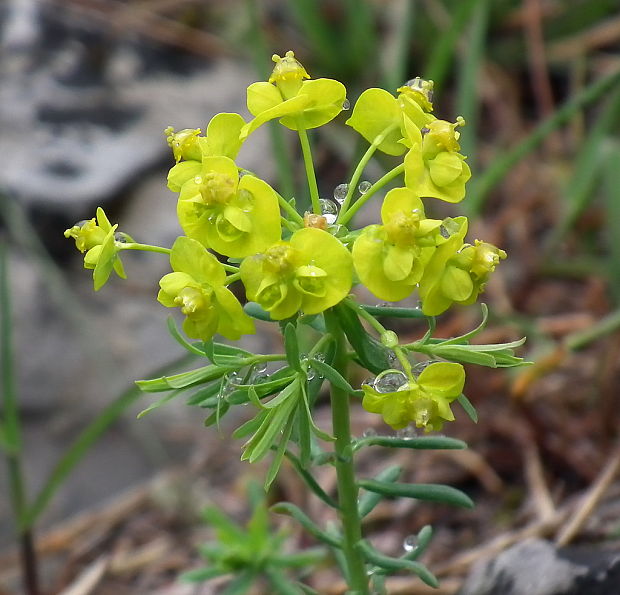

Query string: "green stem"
[225, 272, 241, 285]
[324, 309, 369, 594]
[1, 241, 40, 594]
[118, 243, 171, 255]
[339, 163, 405, 226]
[297, 122, 322, 214]
[339, 125, 399, 220]
[276, 191, 305, 225]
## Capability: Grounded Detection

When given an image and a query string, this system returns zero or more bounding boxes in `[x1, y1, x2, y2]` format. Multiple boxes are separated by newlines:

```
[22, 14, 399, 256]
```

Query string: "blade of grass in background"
[546, 87, 620, 251]
[381, 0, 415, 92]
[425, 0, 483, 92]
[245, 0, 295, 200]
[1, 239, 39, 594]
[21, 352, 195, 529]
[455, 0, 490, 171]
[467, 68, 620, 216]
[343, 0, 377, 79]
[288, 0, 339, 75]
[604, 142, 620, 305]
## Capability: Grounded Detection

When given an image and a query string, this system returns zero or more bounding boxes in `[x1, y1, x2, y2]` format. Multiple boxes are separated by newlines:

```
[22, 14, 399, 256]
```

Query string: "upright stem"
[1, 241, 40, 595]
[296, 122, 322, 214]
[324, 310, 369, 594]
[339, 163, 404, 226]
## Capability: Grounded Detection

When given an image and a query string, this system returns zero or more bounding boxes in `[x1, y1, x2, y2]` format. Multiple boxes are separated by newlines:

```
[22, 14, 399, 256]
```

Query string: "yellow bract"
[240, 228, 353, 320]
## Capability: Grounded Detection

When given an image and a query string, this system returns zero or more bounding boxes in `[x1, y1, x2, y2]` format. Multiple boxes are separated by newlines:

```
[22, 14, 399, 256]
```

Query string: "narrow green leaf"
[186, 382, 221, 406]
[271, 503, 342, 549]
[457, 393, 478, 423]
[246, 394, 298, 462]
[180, 567, 228, 582]
[358, 465, 402, 518]
[244, 301, 273, 321]
[335, 303, 391, 374]
[232, 411, 269, 439]
[265, 416, 295, 490]
[136, 364, 236, 392]
[440, 304, 489, 345]
[264, 568, 305, 595]
[361, 304, 426, 319]
[284, 450, 339, 509]
[355, 540, 438, 588]
[353, 435, 467, 452]
[358, 479, 474, 509]
[202, 506, 247, 542]
[309, 358, 363, 397]
[166, 316, 207, 356]
[262, 378, 299, 410]
[247, 384, 266, 410]
[221, 570, 256, 595]
[300, 382, 334, 442]
[296, 405, 312, 468]
[137, 390, 184, 418]
[204, 401, 230, 427]
[284, 323, 302, 371]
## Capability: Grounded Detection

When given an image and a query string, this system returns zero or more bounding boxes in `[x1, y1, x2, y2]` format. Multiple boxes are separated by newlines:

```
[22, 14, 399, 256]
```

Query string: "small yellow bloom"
[240, 228, 353, 320]
[362, 363, 465, 431]
[64, 207, 128, 290]
[158, 237, 254, 341]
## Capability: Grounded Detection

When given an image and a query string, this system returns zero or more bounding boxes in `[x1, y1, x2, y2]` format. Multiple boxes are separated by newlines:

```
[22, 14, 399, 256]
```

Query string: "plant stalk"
[1, 241, 40, 594]
[324, 309, 369, 594]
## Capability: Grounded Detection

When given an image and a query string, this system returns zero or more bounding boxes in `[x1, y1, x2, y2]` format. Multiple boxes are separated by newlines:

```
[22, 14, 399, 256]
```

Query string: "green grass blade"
[22, 354, 193, 528]
[469, 68, 620, 215]
[455, 0, 490, 167]
[425, 0, 483, 90]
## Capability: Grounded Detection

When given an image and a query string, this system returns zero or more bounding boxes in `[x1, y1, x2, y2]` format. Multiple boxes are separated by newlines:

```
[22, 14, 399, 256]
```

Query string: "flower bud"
[269, 51, 310, 100]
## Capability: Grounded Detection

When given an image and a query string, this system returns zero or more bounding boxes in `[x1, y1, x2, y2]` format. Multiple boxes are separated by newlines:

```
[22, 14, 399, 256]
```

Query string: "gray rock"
[459, 538, 620, 595]
[0, 0, 269, 213]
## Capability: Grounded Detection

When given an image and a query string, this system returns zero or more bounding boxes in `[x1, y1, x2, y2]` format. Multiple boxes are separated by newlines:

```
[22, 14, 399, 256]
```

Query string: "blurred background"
[1, 0, 620, 593]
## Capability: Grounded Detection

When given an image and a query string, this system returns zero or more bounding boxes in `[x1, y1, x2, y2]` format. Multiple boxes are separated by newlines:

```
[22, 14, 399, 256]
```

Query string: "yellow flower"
[240, 228, 353, 320]
[176, 156, 281, 258]
[362, 363, 465, 431]
[158, 237, 254, 341]
[64, 207, 128, 290]
[352, 188, 442, 301]
[241, 51, 346, 139]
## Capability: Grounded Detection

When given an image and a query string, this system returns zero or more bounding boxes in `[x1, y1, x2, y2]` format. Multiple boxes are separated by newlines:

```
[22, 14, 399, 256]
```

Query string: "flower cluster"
[65, 51, 507, 432]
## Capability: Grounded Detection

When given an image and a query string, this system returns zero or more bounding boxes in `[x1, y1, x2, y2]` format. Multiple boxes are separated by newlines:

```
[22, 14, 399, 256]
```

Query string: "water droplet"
[342, 98, 351, 110]
[362, 377, 375, 388]
[373, 370, 408, 393]
[253, 373, 270, 383]
[194, 175, 203, 185]
[439, 225, 450, 239]
[396, 425, 416, 440]
[254, 362, 268, 374]
[306, 367, 316, 381]
[403, 534, 418, 552]
[333, 183, 348, 204]
[412, 361, 434, 376]
[319, 198, 339, 224]
[226, 371, 243, 387]
[387, 352, 398, 364]
[362, 428, 377, 437]
[358, 180, 371, 194]
[376, 301, 393, 307]
[75, 220, 89, 228]
[314, 353, 326, 363]
[420, 127, 430, 135]
[114, 232, 129, 243]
